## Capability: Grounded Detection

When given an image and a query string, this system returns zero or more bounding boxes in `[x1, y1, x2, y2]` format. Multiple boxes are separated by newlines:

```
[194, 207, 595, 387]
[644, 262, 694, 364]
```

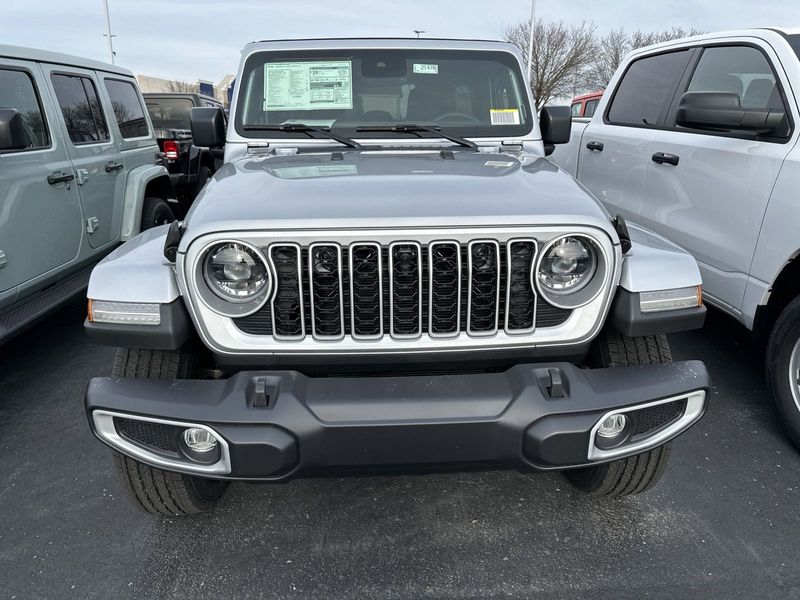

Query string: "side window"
[0, 68, 49, 149]
[584, 99, 599, 118]
[607, 50, 693, 127]
[571, 102, 582, 117]
[51, 73, 109, 144]
[104, 79, 149, 138]
[687, 46, 785, 111]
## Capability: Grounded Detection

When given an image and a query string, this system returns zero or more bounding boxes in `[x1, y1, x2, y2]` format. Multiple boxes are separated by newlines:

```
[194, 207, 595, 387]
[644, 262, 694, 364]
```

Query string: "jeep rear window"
[235, 48, 533, 139]
[145, 97, 194, 130]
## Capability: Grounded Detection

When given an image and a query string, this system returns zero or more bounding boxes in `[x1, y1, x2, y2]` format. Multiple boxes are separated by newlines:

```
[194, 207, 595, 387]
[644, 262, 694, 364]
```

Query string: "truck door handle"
[652, 152, 680, 166]
[586, 141, 604, 152]
[47, 171, 75, 185]
[105, 160, 124, 173]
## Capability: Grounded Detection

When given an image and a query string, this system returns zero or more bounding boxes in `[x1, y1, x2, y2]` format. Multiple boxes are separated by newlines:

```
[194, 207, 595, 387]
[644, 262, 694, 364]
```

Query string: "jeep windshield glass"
[235, 48, 533, 140]
[786, 34, 800, 61]
[145, 97, 193, 130]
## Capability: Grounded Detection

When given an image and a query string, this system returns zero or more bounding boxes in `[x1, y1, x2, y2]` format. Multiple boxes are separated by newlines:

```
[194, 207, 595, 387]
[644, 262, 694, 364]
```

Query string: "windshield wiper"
[243, 123, 362, 149]
[355, 123, 478, 149]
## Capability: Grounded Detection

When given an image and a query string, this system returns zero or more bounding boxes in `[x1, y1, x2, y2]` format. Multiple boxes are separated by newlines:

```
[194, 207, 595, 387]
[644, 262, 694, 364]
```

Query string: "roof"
[572, 91, 604, 102]
[0, 43, 132, 77]
[628, 27, 800, 57]
[242, 37, 519, 55]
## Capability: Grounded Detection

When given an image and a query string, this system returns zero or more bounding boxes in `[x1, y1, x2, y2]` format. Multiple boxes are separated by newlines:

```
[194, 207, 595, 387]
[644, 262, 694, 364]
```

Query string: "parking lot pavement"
[1, 299, 799, 600]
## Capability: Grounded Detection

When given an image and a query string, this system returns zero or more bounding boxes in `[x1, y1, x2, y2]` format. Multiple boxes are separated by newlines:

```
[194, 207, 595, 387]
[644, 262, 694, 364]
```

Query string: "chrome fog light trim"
[639, 286, 701, 313]
[588, 391, 706, 461]
[92, 410, 231, 476]
[89, 300, 161, 325]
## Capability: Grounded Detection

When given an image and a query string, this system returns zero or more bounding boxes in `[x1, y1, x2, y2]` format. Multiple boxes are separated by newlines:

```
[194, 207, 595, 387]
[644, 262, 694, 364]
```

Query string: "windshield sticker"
[271, 164, 358, 179]
[490, 108, 520, 125]
[412, 63, 439, 75]
[264, 61, 353, 111]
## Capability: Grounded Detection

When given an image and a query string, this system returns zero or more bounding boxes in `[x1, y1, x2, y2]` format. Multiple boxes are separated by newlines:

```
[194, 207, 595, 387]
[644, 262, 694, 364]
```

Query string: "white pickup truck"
[551, 27, 800, 448]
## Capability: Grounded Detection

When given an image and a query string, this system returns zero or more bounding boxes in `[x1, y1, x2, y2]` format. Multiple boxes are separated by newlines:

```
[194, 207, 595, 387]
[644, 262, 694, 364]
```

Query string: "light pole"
[413, 30, 425, 38]
[526, 0, 536, 85]
[102, 0, 116, 64]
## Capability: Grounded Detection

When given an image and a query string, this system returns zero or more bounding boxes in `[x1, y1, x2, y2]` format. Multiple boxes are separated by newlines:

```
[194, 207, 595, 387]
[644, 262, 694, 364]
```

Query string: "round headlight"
[537, 236, 597, 294]
[203, 242, 269, 302]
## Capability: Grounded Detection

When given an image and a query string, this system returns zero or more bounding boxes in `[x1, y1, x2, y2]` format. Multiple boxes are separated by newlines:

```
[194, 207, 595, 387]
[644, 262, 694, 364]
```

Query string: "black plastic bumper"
[85, 360, 709, 480]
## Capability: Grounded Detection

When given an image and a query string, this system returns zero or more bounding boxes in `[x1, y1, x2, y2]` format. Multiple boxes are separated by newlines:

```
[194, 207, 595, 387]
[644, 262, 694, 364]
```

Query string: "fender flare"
[120, 165, 175, 241]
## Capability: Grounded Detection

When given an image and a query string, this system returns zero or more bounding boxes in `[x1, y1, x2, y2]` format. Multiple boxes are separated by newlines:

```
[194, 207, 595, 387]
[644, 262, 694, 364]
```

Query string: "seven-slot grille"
[236, 239, 572, 340]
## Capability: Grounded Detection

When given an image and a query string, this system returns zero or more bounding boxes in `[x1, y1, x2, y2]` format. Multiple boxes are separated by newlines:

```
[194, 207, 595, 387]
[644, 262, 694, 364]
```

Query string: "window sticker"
[489, 108, 520, 125]
[413, 63, 439, 75]
[264, 61, 353, 111]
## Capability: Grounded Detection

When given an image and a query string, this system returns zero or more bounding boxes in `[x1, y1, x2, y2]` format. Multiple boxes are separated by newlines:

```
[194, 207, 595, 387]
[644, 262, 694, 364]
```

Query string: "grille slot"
[505, 240, 537, 333]
[115, 417, 180, 453]
[389, 242, 422, 338]
[309, 243, 344, 339]
[630, 399, 687, 437]
[429, 241, 461, 337]
[270, 244, 305, 339]
[467, 240, 500, 335]
[349, 243, 383, 339]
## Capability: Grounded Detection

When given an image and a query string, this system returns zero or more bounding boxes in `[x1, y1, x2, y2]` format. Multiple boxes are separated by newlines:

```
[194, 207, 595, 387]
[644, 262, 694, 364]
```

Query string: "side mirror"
[190, 106, 226, 148]
[0, 108, 31, 151]
[676, 92, 786, 135]
[539, 106, 572, 156]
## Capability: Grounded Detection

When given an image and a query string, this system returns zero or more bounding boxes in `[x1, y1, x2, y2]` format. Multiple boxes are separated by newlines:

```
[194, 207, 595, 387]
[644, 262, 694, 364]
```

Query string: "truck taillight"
[163, 140, 180, 160]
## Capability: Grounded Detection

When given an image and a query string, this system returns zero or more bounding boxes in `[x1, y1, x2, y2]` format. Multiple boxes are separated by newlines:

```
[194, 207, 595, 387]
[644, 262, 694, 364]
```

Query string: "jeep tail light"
[163, 140, 180, 160]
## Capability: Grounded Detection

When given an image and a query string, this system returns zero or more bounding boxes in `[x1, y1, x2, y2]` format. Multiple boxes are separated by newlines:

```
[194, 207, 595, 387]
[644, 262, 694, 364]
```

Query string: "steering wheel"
[432, 112, 481, 124]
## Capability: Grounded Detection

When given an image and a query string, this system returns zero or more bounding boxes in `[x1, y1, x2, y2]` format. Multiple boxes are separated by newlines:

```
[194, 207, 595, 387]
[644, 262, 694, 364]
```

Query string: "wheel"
[766, 295, 800, 449]
[192, 165, 212, 199]
[563, 330, 673, 497]
[140, 196, 175, 230]
[110, 348, 228, 515]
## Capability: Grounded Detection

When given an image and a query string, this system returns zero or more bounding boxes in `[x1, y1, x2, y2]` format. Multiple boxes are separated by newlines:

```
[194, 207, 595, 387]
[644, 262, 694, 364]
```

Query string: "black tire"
[110, 347, 228, 516]
[140, 196, 175, 230]
[193, 165, 212, 199]
[563, 330, 673, 497]
[766, 295, 800, 449]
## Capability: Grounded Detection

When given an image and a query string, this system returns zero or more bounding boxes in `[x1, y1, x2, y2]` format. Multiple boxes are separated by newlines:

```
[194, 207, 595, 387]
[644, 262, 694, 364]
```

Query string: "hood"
[182, 149, 614, 242]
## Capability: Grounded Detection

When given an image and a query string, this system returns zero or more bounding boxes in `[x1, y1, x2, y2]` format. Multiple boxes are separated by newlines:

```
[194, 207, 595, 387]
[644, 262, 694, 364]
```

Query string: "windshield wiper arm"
[356, 123, 478, 149]
[242, 123, 362, 149]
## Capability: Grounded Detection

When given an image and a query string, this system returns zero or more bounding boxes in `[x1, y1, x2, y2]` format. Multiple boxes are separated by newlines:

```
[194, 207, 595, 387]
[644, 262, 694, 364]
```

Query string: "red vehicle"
[571, 91, 603, 118]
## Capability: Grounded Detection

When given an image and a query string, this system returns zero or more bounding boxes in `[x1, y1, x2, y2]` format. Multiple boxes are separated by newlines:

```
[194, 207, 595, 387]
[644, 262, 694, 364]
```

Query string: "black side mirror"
[0, 108, 31, 151]
[676, 91, 786, 135]
[190, 107, 226, 148]
[539, 106, 572, 156]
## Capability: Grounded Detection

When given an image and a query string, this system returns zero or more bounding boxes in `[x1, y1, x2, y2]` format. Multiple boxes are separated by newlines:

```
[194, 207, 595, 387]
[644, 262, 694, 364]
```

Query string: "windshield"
[145, 97, 194, 130]
[786, 34, 800, 61]
[235, 48, 533, 140]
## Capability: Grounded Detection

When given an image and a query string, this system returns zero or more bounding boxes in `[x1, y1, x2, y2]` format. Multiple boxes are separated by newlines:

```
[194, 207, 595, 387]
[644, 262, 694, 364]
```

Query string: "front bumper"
[85, 361, 709, 480]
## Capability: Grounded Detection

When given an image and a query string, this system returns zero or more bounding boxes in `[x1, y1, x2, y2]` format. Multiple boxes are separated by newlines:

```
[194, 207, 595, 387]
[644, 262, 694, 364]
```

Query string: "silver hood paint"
[179, 151, 617, 251]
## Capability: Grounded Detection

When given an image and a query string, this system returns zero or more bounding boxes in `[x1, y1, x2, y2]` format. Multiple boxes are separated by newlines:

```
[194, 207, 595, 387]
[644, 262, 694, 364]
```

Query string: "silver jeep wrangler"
[84, 38, 710, 515]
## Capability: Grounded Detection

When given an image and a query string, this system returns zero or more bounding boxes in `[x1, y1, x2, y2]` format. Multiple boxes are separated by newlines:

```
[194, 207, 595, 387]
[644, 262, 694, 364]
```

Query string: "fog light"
[183, 428, 218, 453]
[597, 413, 627, 439]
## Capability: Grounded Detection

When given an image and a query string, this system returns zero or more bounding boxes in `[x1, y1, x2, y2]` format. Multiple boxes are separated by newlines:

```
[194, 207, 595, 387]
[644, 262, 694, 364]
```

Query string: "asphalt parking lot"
[2, 298, 800, 600]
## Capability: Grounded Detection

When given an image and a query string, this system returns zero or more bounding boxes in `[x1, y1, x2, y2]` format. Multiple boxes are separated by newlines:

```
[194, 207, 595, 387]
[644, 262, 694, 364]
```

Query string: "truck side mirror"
[539, 106, 572, 156]
[190, 106, 226, 149]
[0, 108, 31, 151]
[676, 91, 786, 135]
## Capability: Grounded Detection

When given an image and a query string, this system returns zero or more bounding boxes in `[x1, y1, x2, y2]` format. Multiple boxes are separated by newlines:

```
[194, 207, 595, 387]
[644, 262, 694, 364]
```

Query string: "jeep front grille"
[235, 239, 572, 340]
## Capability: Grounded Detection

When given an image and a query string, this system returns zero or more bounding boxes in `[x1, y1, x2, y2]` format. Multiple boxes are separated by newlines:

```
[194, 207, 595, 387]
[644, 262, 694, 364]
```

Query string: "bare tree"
[504, 19, 597, 107]
[167, 79, 198, 93]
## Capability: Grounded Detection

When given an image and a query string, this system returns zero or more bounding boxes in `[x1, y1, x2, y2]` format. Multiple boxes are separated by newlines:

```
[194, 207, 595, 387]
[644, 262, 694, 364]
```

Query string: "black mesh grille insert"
[630, 399, 687, 437]
[506, 241, 536, 331]
[270, 245, 304, 338]
[391, 243, 421, 336]
[468, 242, 500, 333]
[115, 417, 180, 452]
[430, 242, 460, 335]
[310, 244, 343, 337]
[350, 244, 382, 337]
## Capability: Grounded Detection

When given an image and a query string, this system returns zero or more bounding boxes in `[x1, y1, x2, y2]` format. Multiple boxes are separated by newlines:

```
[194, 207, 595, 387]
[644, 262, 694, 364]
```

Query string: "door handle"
[586, 141, 604, 152]
[105, 160, 124, 173]
[47, 171, 75, 185]
[651, 152, 680, 166]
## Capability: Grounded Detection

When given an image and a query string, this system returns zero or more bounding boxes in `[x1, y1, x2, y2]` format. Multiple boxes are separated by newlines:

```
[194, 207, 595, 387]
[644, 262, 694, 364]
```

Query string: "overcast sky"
[3, 0, 799, 83]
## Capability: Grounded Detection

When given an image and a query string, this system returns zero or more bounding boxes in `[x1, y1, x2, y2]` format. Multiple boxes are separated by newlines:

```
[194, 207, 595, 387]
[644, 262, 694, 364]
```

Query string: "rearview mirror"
[675, 92, 786, 135]
[539, 106, 571, 156]
[190, 107, 226, 149]
[0, 108, 31, 151]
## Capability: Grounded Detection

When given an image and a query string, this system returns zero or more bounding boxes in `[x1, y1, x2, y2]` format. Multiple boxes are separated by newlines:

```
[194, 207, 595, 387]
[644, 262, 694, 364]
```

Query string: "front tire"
[110, 347, 228, 515]
[766, 296, 800, 449]
[563, 331, 673, 497]
[141, 196, 175, 230]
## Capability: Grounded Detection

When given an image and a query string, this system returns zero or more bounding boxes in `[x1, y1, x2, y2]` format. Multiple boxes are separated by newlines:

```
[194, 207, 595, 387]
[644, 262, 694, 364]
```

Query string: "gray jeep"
[84, 38, 710, 515]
